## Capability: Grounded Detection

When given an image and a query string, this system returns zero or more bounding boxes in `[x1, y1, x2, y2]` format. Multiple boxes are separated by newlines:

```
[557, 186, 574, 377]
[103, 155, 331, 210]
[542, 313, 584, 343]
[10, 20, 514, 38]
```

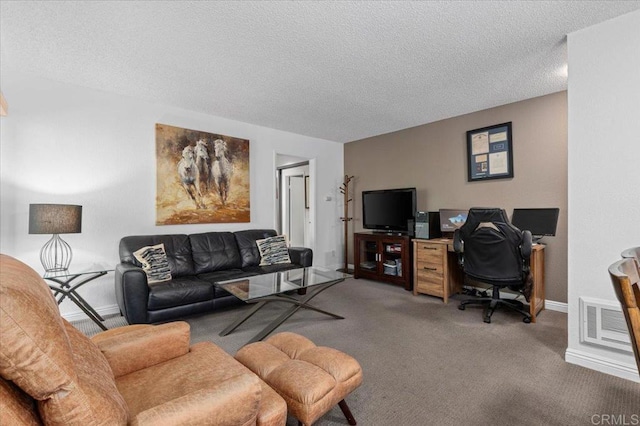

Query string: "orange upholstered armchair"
[0, 254, 286, 425]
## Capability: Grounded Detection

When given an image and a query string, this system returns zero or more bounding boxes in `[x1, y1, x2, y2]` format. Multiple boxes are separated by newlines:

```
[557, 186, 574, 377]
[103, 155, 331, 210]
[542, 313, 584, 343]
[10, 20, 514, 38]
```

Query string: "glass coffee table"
[216, 267, 351, 343]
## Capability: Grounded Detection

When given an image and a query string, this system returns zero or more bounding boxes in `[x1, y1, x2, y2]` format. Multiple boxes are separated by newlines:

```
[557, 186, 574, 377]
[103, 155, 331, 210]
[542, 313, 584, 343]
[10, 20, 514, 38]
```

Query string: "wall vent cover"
[579, 297, 632, 353]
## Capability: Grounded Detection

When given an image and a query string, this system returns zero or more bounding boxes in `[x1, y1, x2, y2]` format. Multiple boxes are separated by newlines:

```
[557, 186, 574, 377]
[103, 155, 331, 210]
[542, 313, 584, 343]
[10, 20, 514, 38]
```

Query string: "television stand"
[353, 232, 412, 290]
[371, 230, 407, 236]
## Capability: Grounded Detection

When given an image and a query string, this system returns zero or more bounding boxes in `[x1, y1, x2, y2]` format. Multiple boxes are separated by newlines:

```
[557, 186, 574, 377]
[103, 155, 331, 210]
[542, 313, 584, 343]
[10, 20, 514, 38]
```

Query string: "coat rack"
[339, 175, 354, 273]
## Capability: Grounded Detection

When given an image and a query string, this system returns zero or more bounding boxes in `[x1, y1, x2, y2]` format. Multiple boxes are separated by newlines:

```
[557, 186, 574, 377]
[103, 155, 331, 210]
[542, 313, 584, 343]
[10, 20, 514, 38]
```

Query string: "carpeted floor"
[73, 278, 639, 426]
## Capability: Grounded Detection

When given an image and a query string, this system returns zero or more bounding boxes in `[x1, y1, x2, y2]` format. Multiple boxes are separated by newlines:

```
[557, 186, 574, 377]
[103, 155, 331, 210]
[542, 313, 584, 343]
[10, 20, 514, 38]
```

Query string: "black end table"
[43, 269, 113, 331]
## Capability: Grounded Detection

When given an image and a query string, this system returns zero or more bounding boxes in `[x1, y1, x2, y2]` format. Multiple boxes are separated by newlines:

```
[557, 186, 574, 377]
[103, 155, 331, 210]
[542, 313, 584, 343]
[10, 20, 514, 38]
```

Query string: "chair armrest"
[521, 230, 532, 273]
[91, 322, 191, 378]
[288, 247, 313, 267]
[453, 229, 464, 268]
[521, 231, 532, 258]
[115, 263, 150, 324]
[132, 373, 261, 426]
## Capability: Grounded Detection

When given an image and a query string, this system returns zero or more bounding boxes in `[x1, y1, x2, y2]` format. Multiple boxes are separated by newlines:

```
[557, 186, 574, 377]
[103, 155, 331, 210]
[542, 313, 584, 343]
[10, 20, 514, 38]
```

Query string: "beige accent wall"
[344, 91, 568, 303]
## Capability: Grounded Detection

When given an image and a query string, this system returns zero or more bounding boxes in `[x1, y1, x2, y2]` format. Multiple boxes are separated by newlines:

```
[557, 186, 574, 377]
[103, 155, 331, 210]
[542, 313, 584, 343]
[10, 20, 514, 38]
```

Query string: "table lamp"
[29, 204, 82, 272]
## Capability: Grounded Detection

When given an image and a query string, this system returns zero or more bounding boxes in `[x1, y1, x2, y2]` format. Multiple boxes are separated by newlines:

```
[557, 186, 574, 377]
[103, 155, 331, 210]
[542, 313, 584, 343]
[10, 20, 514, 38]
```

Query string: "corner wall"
[566, 10, 640, 382]
[0, 71, 345, 318]
[345, 92, 568, 303]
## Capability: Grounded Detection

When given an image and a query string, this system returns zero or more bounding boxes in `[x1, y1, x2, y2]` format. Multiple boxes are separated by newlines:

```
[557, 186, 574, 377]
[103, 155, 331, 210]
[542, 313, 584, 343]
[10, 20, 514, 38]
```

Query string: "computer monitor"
[439, 209, 468, 234]
[511, 208, 559, 242]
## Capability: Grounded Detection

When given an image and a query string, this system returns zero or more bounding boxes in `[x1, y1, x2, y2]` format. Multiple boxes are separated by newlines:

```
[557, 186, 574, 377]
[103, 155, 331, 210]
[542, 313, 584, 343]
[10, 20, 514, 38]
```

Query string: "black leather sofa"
[115, 229, 313, 324]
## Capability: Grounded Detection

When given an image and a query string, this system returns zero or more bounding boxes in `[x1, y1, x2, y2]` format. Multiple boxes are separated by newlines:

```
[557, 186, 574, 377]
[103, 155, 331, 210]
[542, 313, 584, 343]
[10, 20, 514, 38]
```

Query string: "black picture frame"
[466, 122, 513, 182]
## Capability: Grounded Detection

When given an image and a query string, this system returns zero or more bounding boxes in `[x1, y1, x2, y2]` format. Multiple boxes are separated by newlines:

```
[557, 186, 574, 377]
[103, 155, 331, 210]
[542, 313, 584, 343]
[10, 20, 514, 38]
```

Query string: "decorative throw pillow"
[256, 235, 291, 266]
[132, 243, 172, 284]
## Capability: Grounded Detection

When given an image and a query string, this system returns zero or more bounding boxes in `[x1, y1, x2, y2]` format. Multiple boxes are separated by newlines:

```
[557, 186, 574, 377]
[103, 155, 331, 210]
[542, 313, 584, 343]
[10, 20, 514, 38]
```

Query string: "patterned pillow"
[256, 235, 291, 266]
[132, 243, 172, 284]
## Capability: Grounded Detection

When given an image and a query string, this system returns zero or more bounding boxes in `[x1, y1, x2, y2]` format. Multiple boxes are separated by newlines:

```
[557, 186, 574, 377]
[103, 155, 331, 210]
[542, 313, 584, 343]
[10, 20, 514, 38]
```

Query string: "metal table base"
[220, 278, 345, 343]
[44, 271, 110, 331]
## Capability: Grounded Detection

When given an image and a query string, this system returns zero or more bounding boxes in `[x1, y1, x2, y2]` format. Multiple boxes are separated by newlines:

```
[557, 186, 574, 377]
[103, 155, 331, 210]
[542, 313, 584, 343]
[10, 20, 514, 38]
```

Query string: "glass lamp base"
[40, 234, 72, 273]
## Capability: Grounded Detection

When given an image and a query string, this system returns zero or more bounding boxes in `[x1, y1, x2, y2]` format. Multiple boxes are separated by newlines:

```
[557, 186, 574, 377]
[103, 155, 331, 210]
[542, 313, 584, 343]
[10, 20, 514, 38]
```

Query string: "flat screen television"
[362, 188, 416, 233]
[439, 209, 468, 233]
[511, 208, 559, 242]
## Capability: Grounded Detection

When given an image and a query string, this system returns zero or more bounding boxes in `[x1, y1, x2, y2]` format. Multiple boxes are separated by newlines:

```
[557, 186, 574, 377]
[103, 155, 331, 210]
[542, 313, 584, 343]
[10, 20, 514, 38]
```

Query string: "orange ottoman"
[235, 332, 363, 426]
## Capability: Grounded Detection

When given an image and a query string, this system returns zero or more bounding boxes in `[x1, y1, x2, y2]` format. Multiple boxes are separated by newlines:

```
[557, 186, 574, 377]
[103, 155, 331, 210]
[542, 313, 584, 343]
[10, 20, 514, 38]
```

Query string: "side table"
[43, 269, 113, 331]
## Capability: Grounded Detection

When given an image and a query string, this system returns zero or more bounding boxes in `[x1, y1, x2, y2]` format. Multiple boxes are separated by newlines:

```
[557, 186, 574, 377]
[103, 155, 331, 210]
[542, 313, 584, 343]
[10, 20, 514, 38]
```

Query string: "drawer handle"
[423, 267, 437, 271]
[423, 247, 437, 250]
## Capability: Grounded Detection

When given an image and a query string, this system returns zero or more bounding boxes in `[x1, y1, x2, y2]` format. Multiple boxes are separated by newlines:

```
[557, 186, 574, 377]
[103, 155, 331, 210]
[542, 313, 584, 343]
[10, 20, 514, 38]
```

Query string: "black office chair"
[453, 208, 533, 323]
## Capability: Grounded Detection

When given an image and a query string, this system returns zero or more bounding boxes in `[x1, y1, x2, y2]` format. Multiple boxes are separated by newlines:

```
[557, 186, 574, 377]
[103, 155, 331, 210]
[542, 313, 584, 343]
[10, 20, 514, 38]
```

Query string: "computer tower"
[414, 211, 441, 239]
[406, 219, 415, 237]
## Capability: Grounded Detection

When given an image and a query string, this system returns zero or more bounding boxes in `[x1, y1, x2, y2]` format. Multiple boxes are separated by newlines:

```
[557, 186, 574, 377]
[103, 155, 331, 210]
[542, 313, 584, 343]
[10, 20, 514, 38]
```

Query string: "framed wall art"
[155, 123, 250, 225]
[466, 122, 513, 182]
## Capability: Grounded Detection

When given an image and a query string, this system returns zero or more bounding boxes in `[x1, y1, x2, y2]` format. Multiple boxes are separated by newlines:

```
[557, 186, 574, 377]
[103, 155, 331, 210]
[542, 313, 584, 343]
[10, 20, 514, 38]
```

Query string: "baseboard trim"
[60, 295, 567, 328]
[61, 304, 121, 322]
[545, 300, 568, 313]
[565, 348, 640, 383]
[463, 285, 568, 313]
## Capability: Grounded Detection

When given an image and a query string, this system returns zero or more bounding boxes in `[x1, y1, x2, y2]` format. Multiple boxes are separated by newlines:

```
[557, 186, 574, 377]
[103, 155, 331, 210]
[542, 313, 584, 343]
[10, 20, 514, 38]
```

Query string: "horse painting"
[156, 123, 249, 225]
[211, 139, 233, 205]
[194, 139, 210, 196]
[177, 145, 205, 209]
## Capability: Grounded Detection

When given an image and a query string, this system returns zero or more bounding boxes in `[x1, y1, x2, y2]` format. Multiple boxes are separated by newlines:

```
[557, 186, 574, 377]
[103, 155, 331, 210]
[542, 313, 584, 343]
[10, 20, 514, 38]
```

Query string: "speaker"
[414, 211, 441, 239]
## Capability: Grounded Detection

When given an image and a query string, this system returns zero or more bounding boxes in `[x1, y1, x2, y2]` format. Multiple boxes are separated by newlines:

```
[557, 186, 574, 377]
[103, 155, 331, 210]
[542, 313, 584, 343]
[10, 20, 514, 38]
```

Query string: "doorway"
[276, 156, 310, 248]
[286, 174, 305, 246]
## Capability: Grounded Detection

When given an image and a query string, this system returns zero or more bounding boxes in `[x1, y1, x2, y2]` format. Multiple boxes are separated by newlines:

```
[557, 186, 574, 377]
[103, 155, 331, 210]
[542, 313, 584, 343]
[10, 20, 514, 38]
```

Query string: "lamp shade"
[29, 204, 82, 235]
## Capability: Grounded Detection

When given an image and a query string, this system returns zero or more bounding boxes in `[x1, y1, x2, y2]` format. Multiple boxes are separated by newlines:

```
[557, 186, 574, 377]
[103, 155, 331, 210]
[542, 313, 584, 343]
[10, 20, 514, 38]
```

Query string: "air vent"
[579, 297, 632, 352]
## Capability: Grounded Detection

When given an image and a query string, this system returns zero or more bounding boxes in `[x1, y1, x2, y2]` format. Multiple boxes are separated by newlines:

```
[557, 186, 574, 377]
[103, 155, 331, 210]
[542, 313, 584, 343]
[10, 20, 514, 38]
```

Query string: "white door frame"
[274, 154, 315, 255]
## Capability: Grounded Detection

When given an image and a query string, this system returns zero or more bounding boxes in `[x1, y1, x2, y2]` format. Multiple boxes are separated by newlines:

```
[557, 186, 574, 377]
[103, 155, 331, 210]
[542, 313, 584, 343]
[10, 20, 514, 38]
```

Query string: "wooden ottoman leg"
[339, 399, 357, 425]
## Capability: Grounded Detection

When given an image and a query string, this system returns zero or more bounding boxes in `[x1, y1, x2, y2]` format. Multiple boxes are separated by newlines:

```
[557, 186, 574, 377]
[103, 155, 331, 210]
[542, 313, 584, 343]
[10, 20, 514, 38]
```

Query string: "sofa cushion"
[189, 232, 242, 274]
[133, 243, 172, 284]
[147, 276, 214, 311]
[257, 235, 292, 266]
[120, 234, 195, 277]
[234, 229, 277, 268]
[242, 263, 302, 275]
[196, 269, 257, 299]
[0, 255, 128, 425]
[197, 269, 256, 284]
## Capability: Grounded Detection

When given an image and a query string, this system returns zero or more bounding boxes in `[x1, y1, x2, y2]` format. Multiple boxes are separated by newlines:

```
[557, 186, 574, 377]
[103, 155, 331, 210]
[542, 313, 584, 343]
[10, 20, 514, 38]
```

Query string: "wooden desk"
[412, 239, 462, 304]
[412, 238, 545, 322]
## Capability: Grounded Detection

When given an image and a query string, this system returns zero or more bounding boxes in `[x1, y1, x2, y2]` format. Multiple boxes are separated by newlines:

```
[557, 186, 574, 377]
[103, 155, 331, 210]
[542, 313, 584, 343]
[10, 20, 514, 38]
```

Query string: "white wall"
[0, 71, 344, 318]
[566, 10, 640, 382]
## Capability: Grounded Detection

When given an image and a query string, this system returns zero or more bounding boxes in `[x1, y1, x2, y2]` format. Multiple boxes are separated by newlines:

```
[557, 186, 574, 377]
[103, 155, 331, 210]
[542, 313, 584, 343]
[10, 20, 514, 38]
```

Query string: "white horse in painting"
[194, 139, 210, 197]
[210, 139, 233, 205]
[177, 145, 205, 209]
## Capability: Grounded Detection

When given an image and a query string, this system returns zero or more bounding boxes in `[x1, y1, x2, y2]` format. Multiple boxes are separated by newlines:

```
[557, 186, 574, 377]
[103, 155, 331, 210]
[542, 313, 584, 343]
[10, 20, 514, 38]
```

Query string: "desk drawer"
[415, 275, 444, 297]
[416, 260, 443, 276]
[416, 245, 444, 264]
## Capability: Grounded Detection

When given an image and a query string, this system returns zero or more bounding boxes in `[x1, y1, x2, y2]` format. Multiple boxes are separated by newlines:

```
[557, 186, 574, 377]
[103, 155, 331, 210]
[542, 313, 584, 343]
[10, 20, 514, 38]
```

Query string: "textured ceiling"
[1, 1, 639, 142]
